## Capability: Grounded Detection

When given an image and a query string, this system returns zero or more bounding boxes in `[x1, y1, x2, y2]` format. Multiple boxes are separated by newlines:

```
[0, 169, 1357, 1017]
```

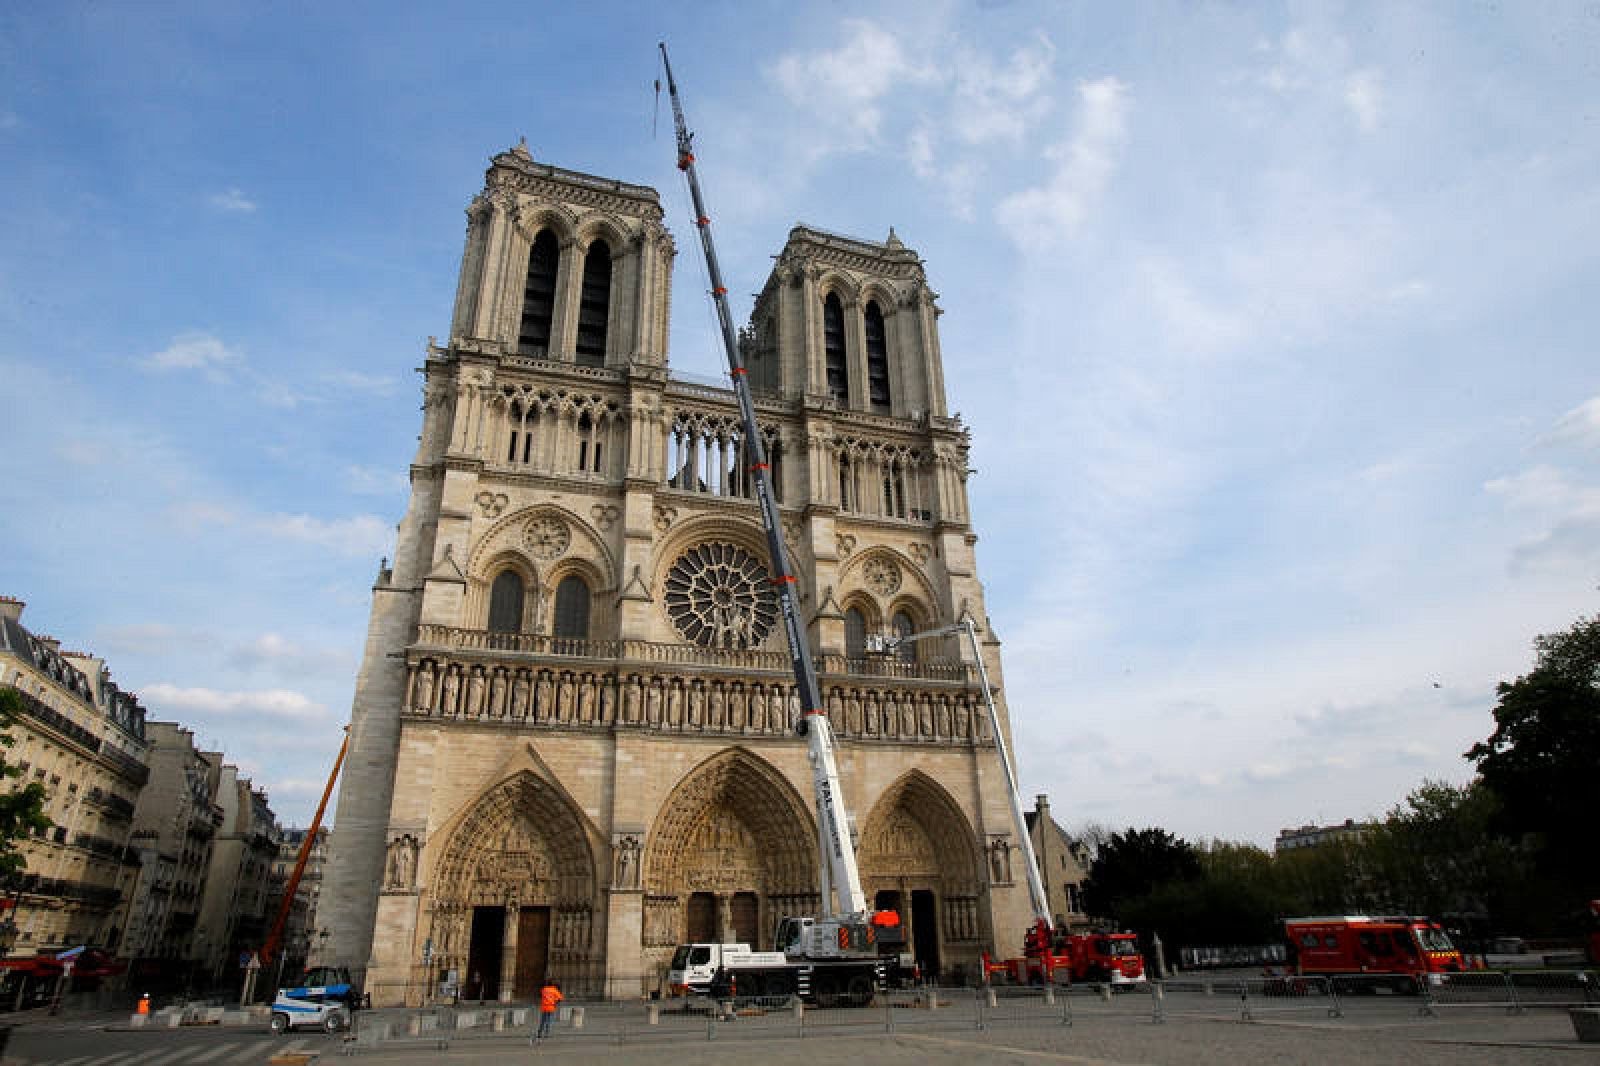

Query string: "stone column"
[499, 905, 519, 1003]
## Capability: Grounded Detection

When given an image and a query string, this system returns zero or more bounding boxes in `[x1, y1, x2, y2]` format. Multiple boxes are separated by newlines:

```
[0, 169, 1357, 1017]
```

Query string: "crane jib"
[659, 42, 866, 918]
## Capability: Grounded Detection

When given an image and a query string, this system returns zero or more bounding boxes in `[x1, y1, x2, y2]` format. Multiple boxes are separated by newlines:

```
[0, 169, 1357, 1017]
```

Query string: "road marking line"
[185, 1041, 246, 1062]
[894, 1032, 1144, 1065]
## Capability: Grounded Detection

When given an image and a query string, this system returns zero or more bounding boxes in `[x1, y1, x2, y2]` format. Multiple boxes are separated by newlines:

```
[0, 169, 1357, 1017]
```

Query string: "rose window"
[664, 542, 779, 649]
[863, 556, 901, 597]
[524, 516, 570, 560]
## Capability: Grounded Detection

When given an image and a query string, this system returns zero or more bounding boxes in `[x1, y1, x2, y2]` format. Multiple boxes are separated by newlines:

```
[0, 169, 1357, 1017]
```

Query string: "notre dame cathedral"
[322, 142, 1033, 1004]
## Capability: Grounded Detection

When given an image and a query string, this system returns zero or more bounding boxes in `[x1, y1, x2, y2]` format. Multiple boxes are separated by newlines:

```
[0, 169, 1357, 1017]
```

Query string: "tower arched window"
[844, 607, 867, 660]
[864, 301, 890, 412]
[576, 240, 611, 366]
[487, 571, 525, 634]
[552, 575, 591, 642]
[823, 292, 849, 406]
[891, 611, 917, 662]
[518, 230, 559, 357]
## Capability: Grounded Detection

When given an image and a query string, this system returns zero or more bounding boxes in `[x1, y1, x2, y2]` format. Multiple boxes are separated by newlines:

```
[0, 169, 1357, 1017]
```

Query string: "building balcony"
[413, 625, 975, 683]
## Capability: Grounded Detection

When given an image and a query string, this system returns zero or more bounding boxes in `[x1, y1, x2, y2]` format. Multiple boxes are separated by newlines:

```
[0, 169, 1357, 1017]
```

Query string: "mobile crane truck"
[658, 44, 903, 1008]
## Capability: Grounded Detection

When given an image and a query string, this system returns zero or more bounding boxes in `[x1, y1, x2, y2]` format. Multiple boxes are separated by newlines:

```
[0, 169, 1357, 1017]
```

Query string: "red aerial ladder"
[259, 727, 348, 967]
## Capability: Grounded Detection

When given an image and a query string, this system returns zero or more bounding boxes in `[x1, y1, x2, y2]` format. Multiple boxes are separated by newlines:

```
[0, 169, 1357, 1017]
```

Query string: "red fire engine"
[984, 924, 1147, 986]
[1284, 915, 1463, 991]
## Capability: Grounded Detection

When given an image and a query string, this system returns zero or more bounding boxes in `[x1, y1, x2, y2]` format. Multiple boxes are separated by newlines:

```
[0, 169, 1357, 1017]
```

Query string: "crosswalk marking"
[186, 1041, 247, 1063]
[146, 1049, 205, 1065]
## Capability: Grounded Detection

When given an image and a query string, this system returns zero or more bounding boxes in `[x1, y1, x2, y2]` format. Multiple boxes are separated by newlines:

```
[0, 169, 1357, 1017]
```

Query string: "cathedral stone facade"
[323, 143, 1032, 1004]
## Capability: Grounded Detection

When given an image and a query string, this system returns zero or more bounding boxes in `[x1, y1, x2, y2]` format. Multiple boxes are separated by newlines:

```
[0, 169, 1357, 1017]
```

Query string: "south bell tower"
[324, 145, 1031, 1003]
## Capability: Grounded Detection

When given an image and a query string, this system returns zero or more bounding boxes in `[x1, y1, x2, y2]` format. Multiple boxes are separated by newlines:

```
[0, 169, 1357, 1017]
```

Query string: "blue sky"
[1, 2, 1596, 846]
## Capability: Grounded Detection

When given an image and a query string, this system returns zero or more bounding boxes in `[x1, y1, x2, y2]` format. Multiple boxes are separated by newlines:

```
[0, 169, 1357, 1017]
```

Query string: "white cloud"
[1345, 69, 1382, 131]
[322, 370, 402, 398]
[770, 19, 933, 149]
[138, 331, 242, 379]
[208, 187, 257, 213]
[344, 464, 409, 496]
[1543, 394, 1600, 450]
[93, 622, 186, 657]
[231, 632, 355, 678]
[175, 502, 392, 557]
[138, 682, 328, 721]
[995, 77, 1129, 247]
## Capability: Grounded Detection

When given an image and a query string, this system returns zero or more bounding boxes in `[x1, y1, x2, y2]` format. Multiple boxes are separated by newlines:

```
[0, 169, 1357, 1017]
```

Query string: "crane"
[658, 43, 867, 927]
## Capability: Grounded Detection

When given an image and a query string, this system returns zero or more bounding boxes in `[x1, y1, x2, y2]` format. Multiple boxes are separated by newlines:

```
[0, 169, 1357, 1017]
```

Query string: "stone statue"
[441, 667, 460, 717]
[465, 667, 485, 717]
[489, 670, 507, 717]
[415, 663, 436, 713]
[535, 672, 554, 721]
[577, 674, 596, 722]
[749, 685, 767, 732]
[646, 678, 663, 725]
[511, 672, 530, 718]
[708, 684, 726, 730]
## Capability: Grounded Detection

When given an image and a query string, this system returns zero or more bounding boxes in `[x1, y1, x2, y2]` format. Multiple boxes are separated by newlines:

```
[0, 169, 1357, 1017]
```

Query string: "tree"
[1466, 613, 1600, 914]
[0, 687, 51, 875]
[1082, 827, 1200, 925]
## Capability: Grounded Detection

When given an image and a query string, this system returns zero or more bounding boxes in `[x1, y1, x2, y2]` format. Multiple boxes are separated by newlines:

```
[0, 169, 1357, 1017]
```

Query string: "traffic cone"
[137, 993, 150, 1015]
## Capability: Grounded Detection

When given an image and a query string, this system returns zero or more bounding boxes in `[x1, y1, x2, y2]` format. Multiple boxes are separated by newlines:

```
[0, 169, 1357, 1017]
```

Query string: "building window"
[823, 292, 848, 406]
[575, 240, 611, 366]
[844, 608, 867, 660]
[487, 571, 525, 634]
[552, 575, 591, 641]
[891, 611, 917, 662]
[518, 230, 559, 357]
[864, 301, 890, 411]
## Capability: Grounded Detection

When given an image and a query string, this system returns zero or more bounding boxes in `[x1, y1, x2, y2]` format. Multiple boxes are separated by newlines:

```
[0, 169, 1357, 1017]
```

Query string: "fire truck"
[985, 927, 1147, 986]
[1284, 915, 1463, 991]
[657, 46, 899, 1007]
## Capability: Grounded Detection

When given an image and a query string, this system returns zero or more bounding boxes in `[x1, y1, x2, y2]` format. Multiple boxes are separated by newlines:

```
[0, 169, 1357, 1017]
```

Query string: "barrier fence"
[328, 970, 1600, 1054]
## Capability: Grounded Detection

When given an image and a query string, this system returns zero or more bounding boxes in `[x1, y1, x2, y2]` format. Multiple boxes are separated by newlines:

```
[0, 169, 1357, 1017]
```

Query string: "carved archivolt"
[857, 769, 984, 896]
[433, 770, 598, 909]
[642, 748, 819, 947]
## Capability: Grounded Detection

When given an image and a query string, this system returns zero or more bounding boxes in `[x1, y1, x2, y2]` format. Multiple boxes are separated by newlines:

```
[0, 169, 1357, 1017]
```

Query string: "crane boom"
[658, 43, 867, 919]
[261, 727, 348, 963]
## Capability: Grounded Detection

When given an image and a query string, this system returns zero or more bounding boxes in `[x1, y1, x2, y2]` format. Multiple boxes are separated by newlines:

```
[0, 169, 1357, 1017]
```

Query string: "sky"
[1, 2, 1596, 847]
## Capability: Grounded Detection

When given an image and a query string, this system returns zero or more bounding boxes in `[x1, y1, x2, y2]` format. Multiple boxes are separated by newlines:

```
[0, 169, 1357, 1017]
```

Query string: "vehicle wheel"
[270, 1012, 290, 1035]
[812, 975, 838, 1008]
[765, 972, 794, 997]
[324, 1010, 350, 1033]
[846, 975, 875, 1007]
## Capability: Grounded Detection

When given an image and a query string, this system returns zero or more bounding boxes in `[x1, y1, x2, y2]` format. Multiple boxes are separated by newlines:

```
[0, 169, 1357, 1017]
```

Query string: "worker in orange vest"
[536, 980, 562, 1040]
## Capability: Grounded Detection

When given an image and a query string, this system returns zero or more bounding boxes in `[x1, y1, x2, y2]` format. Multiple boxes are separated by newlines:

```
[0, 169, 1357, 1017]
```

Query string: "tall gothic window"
[487, 571, 525, 634]
[891, 611, 917, 662]
[844, 607, 867, 659]
[518, 230, 559, 357]
[552, 575, 591, 641]
[823, 292, 848, 406]
[864, 301, 890, 412]
[575, 240, 611, 366]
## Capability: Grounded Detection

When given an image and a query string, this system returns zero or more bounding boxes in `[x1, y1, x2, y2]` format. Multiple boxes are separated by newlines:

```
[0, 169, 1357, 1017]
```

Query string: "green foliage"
[0, 688, 52, 876]
[1082, 827, 1200, 926]
[1466, 613, 1600, 924]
